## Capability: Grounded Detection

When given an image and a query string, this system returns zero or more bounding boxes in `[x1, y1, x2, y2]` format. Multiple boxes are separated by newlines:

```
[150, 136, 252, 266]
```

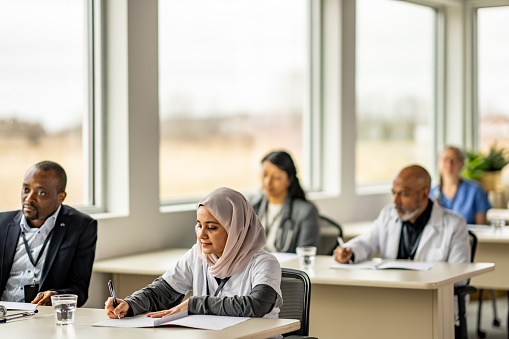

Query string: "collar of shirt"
[20, 204, 62, 235]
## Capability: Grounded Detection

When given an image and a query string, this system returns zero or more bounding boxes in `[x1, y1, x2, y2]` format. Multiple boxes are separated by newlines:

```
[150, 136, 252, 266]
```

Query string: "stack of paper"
[0, 301, 38, 311]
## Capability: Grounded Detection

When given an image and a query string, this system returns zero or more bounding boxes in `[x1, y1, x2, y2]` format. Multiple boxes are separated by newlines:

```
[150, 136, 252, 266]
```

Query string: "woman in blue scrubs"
[430, 146, 491, 225]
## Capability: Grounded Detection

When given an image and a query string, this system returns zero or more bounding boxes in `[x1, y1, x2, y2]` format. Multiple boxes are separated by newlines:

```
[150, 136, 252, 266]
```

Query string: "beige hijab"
[196, 187, 266, 279]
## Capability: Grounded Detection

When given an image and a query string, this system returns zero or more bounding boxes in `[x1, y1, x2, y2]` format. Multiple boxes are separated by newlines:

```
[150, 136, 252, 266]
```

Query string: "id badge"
[24, 284, 39, 303]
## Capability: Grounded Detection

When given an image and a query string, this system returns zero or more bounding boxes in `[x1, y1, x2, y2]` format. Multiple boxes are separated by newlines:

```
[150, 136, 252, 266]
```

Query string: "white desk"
[282, 256, 493, 339]
[94, 249, 494, 339]
[340, 221, 509, 290]
[469, 225, 509, 290]
[0, 306, 299, 339]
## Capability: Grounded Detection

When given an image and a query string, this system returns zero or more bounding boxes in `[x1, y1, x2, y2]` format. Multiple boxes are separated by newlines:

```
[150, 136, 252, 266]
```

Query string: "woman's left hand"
[146, 299, 189, 318]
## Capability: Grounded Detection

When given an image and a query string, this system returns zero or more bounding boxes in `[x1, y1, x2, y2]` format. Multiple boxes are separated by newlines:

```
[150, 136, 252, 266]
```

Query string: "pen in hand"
[108, 280, 121, 319]
[337, 237, 354, 264]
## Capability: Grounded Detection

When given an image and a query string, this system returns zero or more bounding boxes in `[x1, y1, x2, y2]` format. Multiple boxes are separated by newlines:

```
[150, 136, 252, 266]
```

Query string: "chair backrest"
[465, 230, 478, 285]
[468, 230, 477, 263]
[318, 215, 343, 255]
[279, 268, 312, 336]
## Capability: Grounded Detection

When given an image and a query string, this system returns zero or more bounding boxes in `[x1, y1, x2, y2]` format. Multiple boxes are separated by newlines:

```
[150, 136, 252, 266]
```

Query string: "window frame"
[79, 0, 104, 214]
[465, 0, 509, 152]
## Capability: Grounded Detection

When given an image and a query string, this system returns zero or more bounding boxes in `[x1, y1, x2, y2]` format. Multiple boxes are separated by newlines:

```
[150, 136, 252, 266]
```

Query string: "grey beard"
[398, 205, 421, 222]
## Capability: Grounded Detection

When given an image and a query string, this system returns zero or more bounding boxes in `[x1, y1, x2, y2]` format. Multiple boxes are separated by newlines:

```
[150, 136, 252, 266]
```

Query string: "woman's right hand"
[104, 297, 130, 319]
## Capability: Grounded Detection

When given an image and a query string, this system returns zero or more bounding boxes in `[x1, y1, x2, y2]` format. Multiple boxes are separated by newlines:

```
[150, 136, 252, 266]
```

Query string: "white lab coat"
[346, 203, 470, 264]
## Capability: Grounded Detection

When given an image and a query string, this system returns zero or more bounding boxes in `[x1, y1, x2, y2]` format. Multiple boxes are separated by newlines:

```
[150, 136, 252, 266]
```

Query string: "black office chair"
[454, 230, 478, 339]
[317, 215, 343, 255]
[476, 289, 501, 338]
[280, 268, 317, 338]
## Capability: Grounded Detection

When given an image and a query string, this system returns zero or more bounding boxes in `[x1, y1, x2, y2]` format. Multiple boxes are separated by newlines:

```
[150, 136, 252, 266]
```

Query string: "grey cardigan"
[124, 277, 278, 317]
[250, 194, 320, 253]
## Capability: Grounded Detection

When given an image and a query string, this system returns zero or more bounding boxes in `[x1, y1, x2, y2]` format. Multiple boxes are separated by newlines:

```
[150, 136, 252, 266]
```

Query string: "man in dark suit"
[0, 161, 97, 307]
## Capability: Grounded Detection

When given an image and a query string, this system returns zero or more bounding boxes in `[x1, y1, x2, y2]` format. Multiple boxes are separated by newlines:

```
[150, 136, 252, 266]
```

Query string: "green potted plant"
[463, 145, 509, 191]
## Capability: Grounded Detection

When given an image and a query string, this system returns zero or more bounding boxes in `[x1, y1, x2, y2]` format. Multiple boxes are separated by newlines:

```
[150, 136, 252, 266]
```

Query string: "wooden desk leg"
[434, 284, 455, 339]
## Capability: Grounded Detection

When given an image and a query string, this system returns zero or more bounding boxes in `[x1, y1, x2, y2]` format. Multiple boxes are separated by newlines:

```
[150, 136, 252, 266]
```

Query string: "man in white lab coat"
[333, 165, 470, 265]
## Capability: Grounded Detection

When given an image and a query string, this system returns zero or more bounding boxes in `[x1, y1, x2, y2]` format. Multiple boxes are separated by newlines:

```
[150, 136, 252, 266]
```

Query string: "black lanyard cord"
[206, 276, 231, 297]
[21, 229, 53, 268]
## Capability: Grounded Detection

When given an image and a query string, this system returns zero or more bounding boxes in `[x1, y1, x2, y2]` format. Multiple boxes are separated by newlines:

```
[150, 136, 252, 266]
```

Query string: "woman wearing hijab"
[104, 187, 282, 319]
[250, 150, 319, 253]
[430, 145, 491, 224]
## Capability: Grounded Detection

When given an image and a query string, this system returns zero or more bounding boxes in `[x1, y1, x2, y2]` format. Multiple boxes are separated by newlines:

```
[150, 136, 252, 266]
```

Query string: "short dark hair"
[33, 161, 67, 193]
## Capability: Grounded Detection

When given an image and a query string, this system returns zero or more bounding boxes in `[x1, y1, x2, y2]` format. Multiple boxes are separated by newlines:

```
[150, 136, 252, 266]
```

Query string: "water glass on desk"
[296, 246, 317, 269]
[51, 294, 77, 326]
[491, 218, 506, 231]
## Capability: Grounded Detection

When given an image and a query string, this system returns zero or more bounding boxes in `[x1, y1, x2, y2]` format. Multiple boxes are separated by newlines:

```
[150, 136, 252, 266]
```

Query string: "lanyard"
[401, 223, 424, 260]
[206, 276, 231, 297]
[21, 229, 53, 269]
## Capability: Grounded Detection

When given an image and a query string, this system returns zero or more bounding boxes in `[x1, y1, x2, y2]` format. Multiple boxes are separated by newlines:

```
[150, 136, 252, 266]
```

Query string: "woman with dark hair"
[250, 151, 319, 253]
[430, 145, 491, 224]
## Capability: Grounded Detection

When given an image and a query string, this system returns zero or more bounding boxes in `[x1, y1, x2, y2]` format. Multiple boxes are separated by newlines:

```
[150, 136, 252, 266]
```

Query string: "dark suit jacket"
[0, 205, 97, 307]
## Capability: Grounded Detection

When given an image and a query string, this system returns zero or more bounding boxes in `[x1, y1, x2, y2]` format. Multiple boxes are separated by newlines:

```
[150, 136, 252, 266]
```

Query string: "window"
[0, 0, 93, 210]
[355, 0, 436, 187]
[477, 6, 509, 180]
[159, 0, 309, 202]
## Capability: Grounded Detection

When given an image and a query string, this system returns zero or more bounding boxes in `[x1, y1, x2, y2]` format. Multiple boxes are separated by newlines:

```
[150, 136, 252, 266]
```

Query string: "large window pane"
[159, 0, 308, 202]
[477, 6, 509, 181]
[0, 0, 91, 210]
[356, 0, 435, 186]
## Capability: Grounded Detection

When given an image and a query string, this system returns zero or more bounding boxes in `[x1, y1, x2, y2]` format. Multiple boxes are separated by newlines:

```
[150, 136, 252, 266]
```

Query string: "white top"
[1, 205, 61, 302]
[263, 203, 283, 252]
[162, 245, 283, 319]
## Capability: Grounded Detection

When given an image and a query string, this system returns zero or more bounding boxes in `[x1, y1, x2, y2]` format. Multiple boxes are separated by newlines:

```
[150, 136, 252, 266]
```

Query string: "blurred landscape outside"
[158, 0, 307, 201]
[478, 6, 509, 180]
[1, 1, 508, 211]
[355, 0, 435, 186]
[0, 0, 86, 210]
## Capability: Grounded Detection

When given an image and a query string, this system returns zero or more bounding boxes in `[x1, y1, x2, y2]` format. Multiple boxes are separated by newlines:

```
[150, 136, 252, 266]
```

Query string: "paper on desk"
[92, 310, 250, 330]
[330, 260, 380, 270]
[467, 224, 491, 231]
[376, 261, 435, 270]
[330, 260, 435, 271]
[0, 301, 38, 311]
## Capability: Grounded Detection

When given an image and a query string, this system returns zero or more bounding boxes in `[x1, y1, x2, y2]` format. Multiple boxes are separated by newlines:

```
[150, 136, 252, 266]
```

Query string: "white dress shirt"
[0, 205, 61, 302]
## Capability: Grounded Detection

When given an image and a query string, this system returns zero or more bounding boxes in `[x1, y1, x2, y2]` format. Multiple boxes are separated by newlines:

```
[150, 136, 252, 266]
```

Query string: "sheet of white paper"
[92, 311, 250, 330]
[330, 260, 435, 271]
[271, 252, 299, 263]
[376, 261, 435, 271]
[92, 314, 158, 328]
[330, 260, 380, 270]
[164, 314, 250, 330]
[0, 301, 38, 311]
[153, 310, 188, 326]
